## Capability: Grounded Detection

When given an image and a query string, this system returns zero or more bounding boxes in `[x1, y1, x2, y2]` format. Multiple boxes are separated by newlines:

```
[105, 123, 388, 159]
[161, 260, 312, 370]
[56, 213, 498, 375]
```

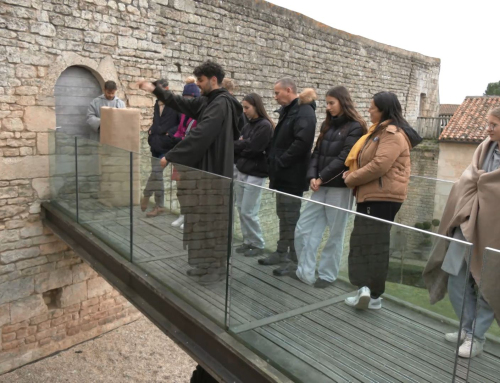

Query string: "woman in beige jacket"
[343, 92, 413, 310]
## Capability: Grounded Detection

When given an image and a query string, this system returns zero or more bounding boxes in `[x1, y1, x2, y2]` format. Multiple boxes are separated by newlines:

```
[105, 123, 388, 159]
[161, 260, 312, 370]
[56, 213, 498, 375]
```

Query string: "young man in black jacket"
[258, 78, 317, 276]
[141, 79, 181, 217]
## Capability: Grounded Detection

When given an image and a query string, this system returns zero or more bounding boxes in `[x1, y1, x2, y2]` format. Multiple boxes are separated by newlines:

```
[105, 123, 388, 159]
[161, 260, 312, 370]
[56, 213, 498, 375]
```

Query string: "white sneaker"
[172, 215, 184, 227]
[180, 223, 184, 230]
[368, 297, 382, 310]
[458, 335, 483, 358]
[344, 286, 371, 309]
[445, 329, 466, 343]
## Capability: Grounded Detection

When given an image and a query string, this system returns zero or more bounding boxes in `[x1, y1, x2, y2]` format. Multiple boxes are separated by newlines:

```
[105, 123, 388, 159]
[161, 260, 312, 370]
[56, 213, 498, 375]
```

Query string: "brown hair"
[488, 106, 500, 120]
[316, 86, 367, 146]
[242, 93, 275, 128]
[222, 77, 235, 93]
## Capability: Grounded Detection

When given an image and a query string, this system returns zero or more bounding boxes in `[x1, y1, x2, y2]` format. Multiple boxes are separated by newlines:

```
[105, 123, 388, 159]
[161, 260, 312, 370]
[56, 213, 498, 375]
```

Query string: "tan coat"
[345, 125, 411, 203]
[423, 138, 500, 320]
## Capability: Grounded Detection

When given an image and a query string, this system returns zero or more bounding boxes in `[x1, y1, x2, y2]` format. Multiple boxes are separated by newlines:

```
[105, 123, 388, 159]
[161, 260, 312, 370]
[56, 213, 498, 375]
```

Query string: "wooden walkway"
[58, 199, 500, 382]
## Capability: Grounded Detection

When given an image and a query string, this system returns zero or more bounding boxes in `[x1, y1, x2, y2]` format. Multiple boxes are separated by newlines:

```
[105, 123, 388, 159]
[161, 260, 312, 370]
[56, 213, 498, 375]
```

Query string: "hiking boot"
[141, 195, 150, 212]
[445, 329, 466, 343]
[171, 215, 184, 227]
[314, 278, 333, 289]
[236, 243, 251, 254]
[273, 261, 297, 276]
[244, 247, 264, 257]
[258, 251, 286, 265]
[344, 286, 371, 309]
[458, 335, 483, 358]
[146, 206, 166, 218]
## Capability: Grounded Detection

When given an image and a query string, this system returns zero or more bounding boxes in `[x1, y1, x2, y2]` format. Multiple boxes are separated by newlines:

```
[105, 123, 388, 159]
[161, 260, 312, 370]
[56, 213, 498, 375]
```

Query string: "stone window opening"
[419, 93, 428, 117]
[174, 63, 182, 73]
[43, 288, 62, 310]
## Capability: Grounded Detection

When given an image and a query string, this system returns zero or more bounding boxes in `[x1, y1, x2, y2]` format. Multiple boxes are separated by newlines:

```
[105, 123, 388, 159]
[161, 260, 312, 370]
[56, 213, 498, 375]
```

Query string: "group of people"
[84, 59, 499, 361]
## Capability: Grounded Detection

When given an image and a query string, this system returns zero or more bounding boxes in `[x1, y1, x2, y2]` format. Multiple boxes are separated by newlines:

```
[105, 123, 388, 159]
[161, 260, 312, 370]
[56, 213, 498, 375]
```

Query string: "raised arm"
[152, 86, 206, 120]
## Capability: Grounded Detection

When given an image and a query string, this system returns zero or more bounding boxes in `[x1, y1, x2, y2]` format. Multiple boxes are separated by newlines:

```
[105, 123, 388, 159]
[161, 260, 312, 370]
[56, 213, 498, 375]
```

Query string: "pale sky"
[266, 0, 500, 105]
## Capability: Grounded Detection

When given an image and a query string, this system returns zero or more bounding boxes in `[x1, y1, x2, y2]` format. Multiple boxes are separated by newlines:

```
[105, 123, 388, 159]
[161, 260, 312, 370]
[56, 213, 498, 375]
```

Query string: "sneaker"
[273, 261, 297, 277]
[368, 297, 382, 310]
[314, 278, 333, 289]
[244, 247, 264, 257]
[146, 206, 166, 217]
[445, 329, 466, 343]
[258, 251, 286, 266]
[140, 195, 150, 212]
[171, 215, 184, 227]
[236, 244, 251, 254]
[344, 286, 371, 309]
[458, 335, 483, 358]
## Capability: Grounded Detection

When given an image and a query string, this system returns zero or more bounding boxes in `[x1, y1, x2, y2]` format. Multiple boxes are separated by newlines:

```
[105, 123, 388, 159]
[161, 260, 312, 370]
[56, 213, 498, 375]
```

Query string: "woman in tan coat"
[343, 92, 414, 310]
[424, 106, 500, 358]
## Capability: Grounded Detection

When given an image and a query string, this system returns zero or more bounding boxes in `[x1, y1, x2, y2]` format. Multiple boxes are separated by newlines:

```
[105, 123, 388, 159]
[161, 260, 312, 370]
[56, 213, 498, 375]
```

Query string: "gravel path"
[0, 316, 196, 383]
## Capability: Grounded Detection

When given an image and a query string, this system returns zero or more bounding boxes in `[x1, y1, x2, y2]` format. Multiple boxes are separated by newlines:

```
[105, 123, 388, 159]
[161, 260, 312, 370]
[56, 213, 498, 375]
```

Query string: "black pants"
[348, 201, 402, 298]
[276, 192, 303, 261]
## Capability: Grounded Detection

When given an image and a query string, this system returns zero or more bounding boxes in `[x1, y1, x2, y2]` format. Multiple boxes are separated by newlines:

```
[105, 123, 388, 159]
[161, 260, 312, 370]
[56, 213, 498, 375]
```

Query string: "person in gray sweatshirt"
[86, 80, 126, 141]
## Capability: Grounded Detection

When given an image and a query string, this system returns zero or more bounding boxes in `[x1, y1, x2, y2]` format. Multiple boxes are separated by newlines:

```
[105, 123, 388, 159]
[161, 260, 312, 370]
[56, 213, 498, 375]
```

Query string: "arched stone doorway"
[54, 66, 102, 138]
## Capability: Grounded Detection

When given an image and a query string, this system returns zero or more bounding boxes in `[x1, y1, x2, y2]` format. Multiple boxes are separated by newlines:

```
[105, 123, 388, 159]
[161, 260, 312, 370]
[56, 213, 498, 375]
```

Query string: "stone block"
[0, 276, 34, 305]
[0, 264, 16, 276]
[72, 263, 97, 284]
[39, 242, 68, 255]
[36, 133, 52, 155]
[30, 22, 56, 37]
[32, 178, 50, 199]
[0, 303, 9, 327]
[0, 229, 19, 242]
[2, 118, 24, 132]
[34, 268, 72, 293]
[0, 156, 49, 180]
[0, 247, 40, 264]
[87, 277, 113, 299]
[127, 95, 154, 107]
[20, 221, 44, 238]
[23, 106, 55, 132]
[10, 295, 48, 324]
[56, 281, 87, 308]
[118, 36, 138, 49]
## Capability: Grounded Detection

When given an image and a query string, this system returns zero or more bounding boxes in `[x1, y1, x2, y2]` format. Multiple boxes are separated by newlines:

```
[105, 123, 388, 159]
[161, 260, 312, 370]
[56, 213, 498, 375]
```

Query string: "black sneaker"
[273, 261, 298, 276]
[235, 244, 251, 254]
[314, 278, 333, 288]
[244, 247, 264, 257]
[258, 251, 286, 265]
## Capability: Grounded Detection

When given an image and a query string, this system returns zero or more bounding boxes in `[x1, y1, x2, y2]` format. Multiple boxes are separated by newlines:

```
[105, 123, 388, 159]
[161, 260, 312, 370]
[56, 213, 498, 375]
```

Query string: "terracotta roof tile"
[439, 104, 460, 115]
[439, 96, 500, 143]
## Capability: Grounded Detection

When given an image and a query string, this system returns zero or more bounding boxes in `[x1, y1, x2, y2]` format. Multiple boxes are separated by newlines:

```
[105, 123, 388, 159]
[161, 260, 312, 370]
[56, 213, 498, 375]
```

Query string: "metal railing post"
[75, 136, 79, 223]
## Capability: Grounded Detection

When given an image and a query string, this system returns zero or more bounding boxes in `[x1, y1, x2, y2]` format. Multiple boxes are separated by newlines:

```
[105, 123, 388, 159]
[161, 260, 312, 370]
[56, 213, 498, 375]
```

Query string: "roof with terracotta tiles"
[439, 104, 459, 116]
[439, 96, 500, 143]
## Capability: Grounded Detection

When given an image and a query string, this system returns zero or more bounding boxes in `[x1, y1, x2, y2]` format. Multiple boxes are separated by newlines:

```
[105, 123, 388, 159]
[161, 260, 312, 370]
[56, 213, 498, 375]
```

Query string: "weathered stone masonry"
[0, 0, 440, 373]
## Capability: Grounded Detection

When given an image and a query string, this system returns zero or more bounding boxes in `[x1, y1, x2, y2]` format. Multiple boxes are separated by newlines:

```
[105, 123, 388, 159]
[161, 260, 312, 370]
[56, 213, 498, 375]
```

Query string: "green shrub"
[422, 221, 432, 230]
[432, 219, 440, 227]
[415, 222, 424, 230]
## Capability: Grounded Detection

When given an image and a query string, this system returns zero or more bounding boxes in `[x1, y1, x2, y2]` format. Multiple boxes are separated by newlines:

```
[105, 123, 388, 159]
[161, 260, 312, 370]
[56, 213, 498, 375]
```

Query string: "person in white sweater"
[86, 80, 125, 141]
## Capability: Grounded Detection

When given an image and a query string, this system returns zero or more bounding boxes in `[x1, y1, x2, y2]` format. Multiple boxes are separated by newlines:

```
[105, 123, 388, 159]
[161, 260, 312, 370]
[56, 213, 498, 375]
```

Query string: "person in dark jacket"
[293, 86, 366, 288]
[234, 93, 274, 257]
[141, 79, 181, 218]
[257, 78, 317, 277]
[137, 61, 242, 279]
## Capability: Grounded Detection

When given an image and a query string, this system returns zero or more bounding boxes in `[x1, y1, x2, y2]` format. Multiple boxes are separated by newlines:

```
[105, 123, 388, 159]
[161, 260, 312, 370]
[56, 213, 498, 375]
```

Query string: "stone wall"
[0, 0, 440, 373]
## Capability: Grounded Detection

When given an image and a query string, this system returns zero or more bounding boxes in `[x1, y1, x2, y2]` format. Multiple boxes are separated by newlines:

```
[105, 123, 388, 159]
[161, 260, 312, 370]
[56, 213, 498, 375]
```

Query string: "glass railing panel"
[227, 187, 474, 382]
[131, 156, 232, 327]
[75, 136, 132, 262]
[466, 247, 500, 383]
[49, 130, 77, 219]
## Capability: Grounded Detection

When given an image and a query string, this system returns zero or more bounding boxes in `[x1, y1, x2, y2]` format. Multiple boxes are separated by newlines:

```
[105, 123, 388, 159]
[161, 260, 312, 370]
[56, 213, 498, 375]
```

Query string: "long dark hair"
[371, 91, 409, 135]
[317, 86, 367, 147]
[243, 93, 275, 128]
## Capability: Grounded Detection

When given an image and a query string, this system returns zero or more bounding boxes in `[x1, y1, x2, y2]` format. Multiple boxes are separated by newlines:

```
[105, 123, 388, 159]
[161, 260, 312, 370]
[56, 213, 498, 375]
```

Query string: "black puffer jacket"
[234, 118, 273, 178]
[147, 101, 181, 156]
[268, 90, 317, 194]
[307, 115, 364, 188]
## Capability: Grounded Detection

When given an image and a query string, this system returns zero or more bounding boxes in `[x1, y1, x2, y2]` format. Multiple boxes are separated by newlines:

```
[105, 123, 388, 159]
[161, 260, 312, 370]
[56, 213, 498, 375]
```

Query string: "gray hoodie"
[86, 94, 125, 141]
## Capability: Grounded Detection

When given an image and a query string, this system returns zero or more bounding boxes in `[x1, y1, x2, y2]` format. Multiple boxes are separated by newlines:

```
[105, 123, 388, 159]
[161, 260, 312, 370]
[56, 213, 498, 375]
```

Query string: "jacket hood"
[208, 88, 243, 140]
[400, 124, 423, 149]
[298, 88, 317, 105]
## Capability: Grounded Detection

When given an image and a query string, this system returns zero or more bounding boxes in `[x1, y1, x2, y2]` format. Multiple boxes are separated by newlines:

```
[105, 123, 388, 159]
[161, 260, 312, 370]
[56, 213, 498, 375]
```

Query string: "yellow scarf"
[344, 123, 377, 171]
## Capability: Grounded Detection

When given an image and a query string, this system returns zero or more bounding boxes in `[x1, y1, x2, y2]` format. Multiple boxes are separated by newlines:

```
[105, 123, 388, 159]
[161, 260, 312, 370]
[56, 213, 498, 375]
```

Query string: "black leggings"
[348, 201, 402, 298]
